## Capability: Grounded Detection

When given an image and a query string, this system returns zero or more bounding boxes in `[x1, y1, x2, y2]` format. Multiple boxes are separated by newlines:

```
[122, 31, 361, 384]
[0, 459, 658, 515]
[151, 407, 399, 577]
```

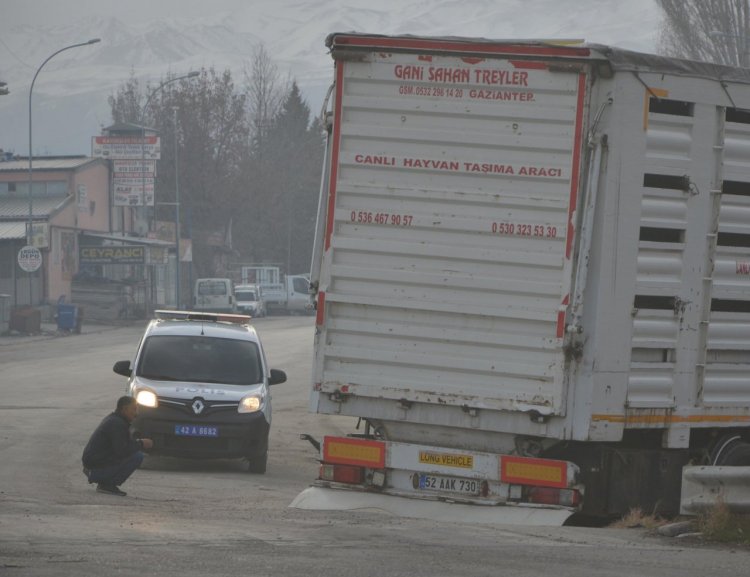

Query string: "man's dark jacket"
[82, 412, 141, 469]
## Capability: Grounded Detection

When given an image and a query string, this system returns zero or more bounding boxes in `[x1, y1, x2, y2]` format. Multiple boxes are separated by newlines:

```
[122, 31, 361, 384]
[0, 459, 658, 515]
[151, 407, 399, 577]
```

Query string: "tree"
[109, 68, 250, 282]
[242, 82, 324, 274]
[657, 0, 750, 66]
[107, 49, 325, 288]
[244, 44, 287, 153]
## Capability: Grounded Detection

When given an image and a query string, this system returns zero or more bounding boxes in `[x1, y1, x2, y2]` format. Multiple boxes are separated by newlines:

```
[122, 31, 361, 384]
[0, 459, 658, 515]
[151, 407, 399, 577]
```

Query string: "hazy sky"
[0, 0, 662, 154]
[1, 0, 252, 30]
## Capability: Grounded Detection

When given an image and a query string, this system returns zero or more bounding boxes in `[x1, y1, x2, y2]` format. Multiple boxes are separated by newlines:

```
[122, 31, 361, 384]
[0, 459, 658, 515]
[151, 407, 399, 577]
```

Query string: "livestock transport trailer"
[299, 33, 750, 521]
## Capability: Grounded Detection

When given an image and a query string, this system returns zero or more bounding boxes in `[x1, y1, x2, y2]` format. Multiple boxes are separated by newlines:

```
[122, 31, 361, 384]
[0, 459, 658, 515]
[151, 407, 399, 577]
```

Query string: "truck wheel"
[246, 450, 267, 474]
[717, 441, 750, 466]
[710, 434, 750, 465]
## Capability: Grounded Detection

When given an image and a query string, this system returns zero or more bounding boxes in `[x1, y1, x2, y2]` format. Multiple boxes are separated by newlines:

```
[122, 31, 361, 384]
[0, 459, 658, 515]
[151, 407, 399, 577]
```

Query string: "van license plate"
[174, 425, 219, 437]
[418, 474, 480, 495]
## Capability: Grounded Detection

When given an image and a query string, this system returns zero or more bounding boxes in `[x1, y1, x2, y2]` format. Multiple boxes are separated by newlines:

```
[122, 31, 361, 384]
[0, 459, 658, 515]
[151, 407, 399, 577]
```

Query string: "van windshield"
[236, 290, 257, 301]
[137, 335, 263, 385]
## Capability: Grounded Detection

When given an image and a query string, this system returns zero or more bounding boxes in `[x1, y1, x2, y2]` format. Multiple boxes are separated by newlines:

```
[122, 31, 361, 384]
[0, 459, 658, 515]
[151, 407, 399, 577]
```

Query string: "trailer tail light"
[500, 455, 569, 488]
[527, 487, 581, 508]
[320, 463, 364, 484]
[323, 436, 386, 468]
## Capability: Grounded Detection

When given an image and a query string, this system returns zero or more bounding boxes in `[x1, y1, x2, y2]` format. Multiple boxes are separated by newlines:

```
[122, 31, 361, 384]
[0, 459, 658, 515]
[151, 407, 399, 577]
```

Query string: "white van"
[193, 278, 235, 313]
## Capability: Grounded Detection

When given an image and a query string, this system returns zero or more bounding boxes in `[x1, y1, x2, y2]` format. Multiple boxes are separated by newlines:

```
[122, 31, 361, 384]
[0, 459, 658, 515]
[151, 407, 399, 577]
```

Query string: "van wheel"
[246, 450, 267, 474]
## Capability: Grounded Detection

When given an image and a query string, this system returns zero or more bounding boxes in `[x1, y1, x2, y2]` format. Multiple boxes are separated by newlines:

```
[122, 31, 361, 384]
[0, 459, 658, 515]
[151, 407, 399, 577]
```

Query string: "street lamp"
[28, 38, 100, 304]
[139, 70, 199, 309]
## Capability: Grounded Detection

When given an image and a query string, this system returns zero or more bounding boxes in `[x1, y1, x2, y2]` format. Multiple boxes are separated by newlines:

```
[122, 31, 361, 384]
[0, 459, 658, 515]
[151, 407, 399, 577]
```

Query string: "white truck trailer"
[299, 33, 750, 521]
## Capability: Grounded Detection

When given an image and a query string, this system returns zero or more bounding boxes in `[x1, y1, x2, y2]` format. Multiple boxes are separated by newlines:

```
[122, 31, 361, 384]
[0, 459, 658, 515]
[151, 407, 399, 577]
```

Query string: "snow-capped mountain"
[0, 0, 661, 155]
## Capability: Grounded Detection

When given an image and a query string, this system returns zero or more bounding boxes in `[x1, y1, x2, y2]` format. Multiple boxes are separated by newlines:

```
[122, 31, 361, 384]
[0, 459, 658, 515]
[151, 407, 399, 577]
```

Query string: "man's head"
[116, 395, 138, 423]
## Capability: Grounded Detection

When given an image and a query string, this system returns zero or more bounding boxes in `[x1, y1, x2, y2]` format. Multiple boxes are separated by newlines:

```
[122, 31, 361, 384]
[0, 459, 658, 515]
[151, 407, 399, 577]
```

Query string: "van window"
[198, 280, 228, 296]
[236, 290, 258, 301]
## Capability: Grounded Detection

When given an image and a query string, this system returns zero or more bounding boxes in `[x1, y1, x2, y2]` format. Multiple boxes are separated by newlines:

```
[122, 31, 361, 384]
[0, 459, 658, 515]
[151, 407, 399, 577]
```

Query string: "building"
[0, 154, 175, 324]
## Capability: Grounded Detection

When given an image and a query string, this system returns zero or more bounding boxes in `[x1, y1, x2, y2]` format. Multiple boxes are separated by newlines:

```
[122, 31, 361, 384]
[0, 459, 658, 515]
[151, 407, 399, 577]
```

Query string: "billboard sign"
[79, 245, 146, 265]
[92, 135, 161, 159]
[114, 183, 155, 207]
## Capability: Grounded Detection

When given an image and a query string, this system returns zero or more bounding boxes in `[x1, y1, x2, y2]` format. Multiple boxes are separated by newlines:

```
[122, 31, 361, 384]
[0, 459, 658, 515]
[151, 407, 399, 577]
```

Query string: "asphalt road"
[1, 317, 748, 576]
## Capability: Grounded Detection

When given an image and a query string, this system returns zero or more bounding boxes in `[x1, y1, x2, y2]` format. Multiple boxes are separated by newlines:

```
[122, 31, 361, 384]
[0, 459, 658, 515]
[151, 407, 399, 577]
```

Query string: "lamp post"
[173, 105, 182, 309]
[139, 71, 199, 309]
[27, 38, 100, 305]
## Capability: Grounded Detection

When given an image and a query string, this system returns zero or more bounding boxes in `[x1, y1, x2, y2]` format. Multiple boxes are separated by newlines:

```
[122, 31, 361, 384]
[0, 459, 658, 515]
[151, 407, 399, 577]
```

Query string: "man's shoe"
[96, 483, 127, 496]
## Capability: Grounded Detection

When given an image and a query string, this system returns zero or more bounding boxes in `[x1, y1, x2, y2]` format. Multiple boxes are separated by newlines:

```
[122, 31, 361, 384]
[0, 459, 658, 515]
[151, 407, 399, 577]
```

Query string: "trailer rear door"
[315, 37, 590, 417]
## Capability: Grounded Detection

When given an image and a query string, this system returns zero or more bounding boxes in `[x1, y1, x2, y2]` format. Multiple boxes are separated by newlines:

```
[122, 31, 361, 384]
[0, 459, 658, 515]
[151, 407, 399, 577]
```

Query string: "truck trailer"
[299, 33, 750, 521]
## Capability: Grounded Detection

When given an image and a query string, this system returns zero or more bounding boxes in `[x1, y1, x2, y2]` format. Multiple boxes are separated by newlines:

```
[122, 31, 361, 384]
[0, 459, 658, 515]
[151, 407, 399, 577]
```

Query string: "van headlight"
[135, 389, 158, 408]
[238, 393, 263, 413]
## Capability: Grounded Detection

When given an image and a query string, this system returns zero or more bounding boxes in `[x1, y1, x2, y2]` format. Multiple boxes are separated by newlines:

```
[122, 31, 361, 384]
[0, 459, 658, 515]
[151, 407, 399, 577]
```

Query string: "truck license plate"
[418, 474, 480, 496]
[174, 425, 219, 437]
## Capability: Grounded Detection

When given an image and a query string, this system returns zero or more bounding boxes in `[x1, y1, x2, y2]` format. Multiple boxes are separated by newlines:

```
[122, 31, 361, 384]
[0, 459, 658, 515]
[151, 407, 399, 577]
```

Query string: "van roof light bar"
[154, 310, 252, 324]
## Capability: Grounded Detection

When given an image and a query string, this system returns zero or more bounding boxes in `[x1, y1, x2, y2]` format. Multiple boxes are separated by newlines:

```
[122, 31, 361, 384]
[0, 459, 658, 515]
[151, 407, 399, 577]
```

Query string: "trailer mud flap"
[290, 486, 574, 526]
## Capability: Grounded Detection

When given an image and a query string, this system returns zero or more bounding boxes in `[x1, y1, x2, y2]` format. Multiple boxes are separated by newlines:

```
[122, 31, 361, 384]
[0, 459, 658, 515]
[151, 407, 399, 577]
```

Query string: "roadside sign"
[114, 183, 155, 207]
[17, 245, 42, 272]
[92, 135, 161, 159]
[113, 159, 156, 177]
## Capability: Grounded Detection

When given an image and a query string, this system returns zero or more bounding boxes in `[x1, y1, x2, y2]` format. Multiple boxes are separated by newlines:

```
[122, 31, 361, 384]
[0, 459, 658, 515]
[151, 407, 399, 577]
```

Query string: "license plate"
[174, 425, 219, 437]
[418, 474, 480, 496]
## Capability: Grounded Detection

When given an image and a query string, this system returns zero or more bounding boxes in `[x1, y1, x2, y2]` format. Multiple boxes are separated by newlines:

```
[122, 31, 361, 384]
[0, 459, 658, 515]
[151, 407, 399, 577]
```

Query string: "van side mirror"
[269, 368, 287, 385]
[113, 360, 132, 377]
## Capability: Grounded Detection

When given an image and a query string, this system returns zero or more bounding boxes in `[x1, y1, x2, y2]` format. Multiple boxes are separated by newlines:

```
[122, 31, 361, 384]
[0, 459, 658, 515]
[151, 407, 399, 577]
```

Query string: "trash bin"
[10, 306, 41, 334]
[57, 303, 80, 332]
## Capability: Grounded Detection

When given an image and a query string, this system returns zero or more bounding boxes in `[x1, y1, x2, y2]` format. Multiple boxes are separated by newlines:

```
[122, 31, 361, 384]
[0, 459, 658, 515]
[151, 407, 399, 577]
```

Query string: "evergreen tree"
[107, 53, 325, 290]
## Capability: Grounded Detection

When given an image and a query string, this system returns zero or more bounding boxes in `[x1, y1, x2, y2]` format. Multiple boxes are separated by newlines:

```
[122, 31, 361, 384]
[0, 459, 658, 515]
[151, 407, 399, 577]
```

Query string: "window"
[293, 277, 309, 293]
[198, 280, 228, 296]
[236, 291, 258, 301]
[138, 335, 262, 385]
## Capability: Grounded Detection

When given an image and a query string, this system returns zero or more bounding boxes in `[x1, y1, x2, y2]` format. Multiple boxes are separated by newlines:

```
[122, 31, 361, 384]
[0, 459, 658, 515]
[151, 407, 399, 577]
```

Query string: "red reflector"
[527, 487, 581, 507]
[320, 463, 364, 484]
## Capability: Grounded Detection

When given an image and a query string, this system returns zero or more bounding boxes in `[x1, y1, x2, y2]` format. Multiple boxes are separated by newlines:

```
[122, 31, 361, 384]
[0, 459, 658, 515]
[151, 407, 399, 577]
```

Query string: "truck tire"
[716, 441, 750, 466]
[709, 434, 743, 465]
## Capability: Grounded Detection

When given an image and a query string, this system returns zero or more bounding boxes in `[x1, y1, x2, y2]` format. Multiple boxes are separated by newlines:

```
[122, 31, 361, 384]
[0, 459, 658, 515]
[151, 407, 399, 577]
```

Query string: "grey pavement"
[0, 319, 139, 345]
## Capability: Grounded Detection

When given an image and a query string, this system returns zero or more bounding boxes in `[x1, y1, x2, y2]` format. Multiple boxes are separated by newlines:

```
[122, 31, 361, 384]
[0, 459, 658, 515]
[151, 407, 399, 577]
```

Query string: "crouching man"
[82, 396, 153, 496]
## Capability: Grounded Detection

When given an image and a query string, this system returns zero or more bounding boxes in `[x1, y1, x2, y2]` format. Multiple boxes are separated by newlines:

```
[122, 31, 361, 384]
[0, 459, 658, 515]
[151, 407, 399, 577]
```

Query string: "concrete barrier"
[680, 466, 750, 515]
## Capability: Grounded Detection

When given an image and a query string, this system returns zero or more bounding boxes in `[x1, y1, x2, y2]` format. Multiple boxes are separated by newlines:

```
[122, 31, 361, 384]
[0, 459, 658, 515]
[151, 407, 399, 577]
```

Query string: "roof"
[0, 195, 69, 218]
[81, 231, 174, 247]
[326, 33, 750, 86]
[101, 122, 154, 134]
[0, 221, 26, 240]
[147, 315, 258, 342]
[0, 157, 101, 172]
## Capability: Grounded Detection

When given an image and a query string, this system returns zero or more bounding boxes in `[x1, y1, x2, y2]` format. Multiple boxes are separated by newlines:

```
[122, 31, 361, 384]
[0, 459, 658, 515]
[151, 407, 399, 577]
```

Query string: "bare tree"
[244, 44, 287, 150]
[107, 74, 143, 124]
[657, 0, 750, 66]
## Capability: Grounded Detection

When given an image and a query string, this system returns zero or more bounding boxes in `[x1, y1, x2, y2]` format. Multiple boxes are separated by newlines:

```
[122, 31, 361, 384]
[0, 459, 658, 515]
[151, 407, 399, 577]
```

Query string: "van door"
[194, 279, 235, 313]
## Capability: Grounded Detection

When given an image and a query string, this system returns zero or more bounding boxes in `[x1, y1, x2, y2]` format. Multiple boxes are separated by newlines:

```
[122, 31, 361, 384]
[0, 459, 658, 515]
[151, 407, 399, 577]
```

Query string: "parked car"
[234, 284, 267, 317]
[112, 310, 286, 473]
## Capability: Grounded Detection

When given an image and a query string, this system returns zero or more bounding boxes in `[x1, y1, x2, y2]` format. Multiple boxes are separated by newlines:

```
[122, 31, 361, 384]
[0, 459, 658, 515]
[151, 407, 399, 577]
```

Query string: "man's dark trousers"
[86, 451, 144, 486]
